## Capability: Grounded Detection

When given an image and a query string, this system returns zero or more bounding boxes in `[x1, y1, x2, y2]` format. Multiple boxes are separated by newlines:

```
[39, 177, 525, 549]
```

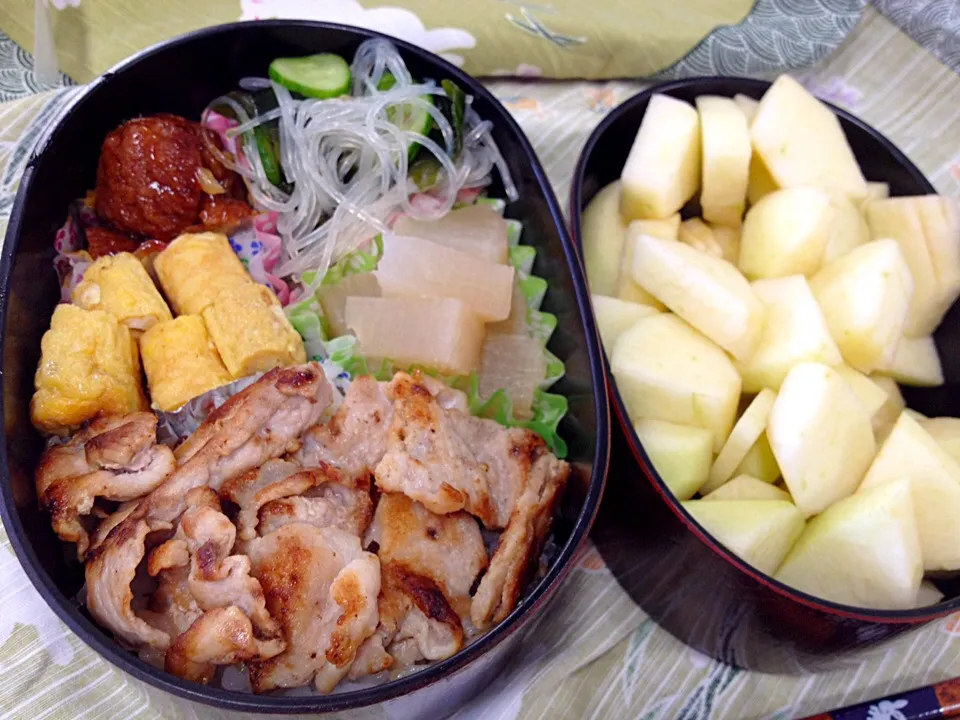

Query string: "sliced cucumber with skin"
[269, 53, 352, 99]
[378, 73, 434, 162]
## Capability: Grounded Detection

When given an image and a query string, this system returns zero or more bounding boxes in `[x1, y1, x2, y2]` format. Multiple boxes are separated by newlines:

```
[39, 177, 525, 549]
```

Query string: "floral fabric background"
[1, 2, 960, 720]
[1, 0, 867, 87]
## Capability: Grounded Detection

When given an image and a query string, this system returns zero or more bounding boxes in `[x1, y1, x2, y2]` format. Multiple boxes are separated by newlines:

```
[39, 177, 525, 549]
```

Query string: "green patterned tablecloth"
[1, 5, 960, 720]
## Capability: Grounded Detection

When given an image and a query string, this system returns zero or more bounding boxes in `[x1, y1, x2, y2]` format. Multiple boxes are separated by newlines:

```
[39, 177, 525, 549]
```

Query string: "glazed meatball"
[85, 226, 139, 259]
[95, 114, 211, 241]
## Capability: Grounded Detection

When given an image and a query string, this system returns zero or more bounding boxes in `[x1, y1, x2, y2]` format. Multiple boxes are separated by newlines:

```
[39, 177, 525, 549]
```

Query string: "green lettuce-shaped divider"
[290, 196, 570, 458]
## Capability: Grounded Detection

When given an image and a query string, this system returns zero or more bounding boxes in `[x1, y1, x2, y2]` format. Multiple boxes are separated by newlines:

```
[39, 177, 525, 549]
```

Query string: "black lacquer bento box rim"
[0, 20, 612, 714]
[569, 75, 958, 624]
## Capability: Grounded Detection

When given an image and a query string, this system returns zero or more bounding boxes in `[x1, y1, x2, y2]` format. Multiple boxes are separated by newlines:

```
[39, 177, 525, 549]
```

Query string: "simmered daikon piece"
[393, 204, 509, 264]
[317, 272, 382, 337]
[376, 234, 514, 322]
[477, 334, 546, 419]
[345, 296, 485, 375]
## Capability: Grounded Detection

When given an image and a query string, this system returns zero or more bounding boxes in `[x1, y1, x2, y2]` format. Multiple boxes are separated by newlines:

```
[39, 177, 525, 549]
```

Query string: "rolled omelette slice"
[202, 282, 306, 379]
[140, 315, 233, 412]
[154, 232, 252, 315]
[31, 304, 147, 435]
[72, 252, 172, 332]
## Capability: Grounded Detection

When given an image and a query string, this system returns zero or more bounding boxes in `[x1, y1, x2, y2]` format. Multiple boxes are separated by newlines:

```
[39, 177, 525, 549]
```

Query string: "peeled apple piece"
[682, 499, 805, 575]
[822, 195, 870, 264]
[732, 433, 781, 484]
[678, 218, 722, 257]
[696, 95, 751, 227]
[866, 197, 944, 337]
[832, 364, 888, 418]
[620, 94, 701, 220]
[916, 581, 944, 607]
[613, 217, 679, 309]
[881, 335, 944, 387]
[591, 294, 660, 350]
[739, 188, 834, 279]
[733, 93, 759, 123]
[581, 181, 626, 295]
[634, 419, 713, 500]
[709, 224, 741, 264]
[610, 314, 741, 452]
[737, 275, 842, 393]
[702, 475, 791, 503]
[750, 75, 868, 201]
[858, 412, 960, 571]
[809, 239, 914, 374]
[701, 389, 777, 495]
[865, 182, 890, 202]
[767, 362, 876, 517]
[917, 195, 960, 316]
[747, 154, 778, 206]
[630, 233, 765, 360]
[919, 417, 960, 465]
[774, 479, 922, 610]
[870, 374, 906, 442]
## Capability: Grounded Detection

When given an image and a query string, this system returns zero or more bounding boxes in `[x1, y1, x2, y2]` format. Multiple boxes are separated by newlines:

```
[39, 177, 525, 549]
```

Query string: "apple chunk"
[870, 374, 906, 442]
[613, 218, 679, 308]
[739, 188, 834, 279]
[702, 389, 777, 495]
[732, 433, 781, 484]
[832, 364, 888, 418]
[881, 335, 944, 387]
[581, 181, 626, 296]
[737, 275, 841, 393]
[809, 239, 914, 373]
[750, 75, 867, 200]
[822, 195, 870, 264]
[919, 417, 960, 465]
[703, 475, 791, 503]
[767, 363, 876, 517]
[634, 419, 713, 500]
[866, 197, 944, 336]
[611, 314, 741, 451]
[774, 479, 921, 609]
[696, 95, 751, 227]
[630, 232, 765, 360]
[620, 94, 700, 220]
[858, 412, 960, 571]
[591, 295, 660, 351]
[682, 499, 804, 575]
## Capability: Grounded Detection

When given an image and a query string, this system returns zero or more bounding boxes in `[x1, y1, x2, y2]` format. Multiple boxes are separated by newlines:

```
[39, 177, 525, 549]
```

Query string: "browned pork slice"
[220, 458, 371, 541]
[246, 524, 380, 693]
[257, 484, 372, 538]
[471, 450, 570, 629]
[374, 373, 497, 524]
[35, 412, 174, 558]
[85, 517, 173, 649]
[165, 606, 285, 684]
[145, 363, 333, 523]
[294, 375, 393, 481]
[350, 492, 486, 678]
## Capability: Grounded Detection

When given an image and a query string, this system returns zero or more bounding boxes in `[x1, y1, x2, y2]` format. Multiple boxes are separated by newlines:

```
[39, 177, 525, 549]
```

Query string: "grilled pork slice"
[350, 492, 487, 678]
[220, 458, 371, 541]
[35, 412, 174, 559]
[295, 375, 393, 482]
[165, 606, 285, 684]
[246, 524, 380, 693]
[472, 449, 570, 629]
[147, 362, 333, 523]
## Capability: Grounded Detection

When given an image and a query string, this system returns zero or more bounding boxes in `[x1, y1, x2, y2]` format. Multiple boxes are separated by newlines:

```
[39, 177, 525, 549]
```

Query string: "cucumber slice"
[378, 73, 434, 162]
[269, 53, 351, 99]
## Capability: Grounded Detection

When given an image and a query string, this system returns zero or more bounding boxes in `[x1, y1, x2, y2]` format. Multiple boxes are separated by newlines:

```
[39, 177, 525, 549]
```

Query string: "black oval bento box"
[0, 21, 610, 716]
[572, 77, 960, 673]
